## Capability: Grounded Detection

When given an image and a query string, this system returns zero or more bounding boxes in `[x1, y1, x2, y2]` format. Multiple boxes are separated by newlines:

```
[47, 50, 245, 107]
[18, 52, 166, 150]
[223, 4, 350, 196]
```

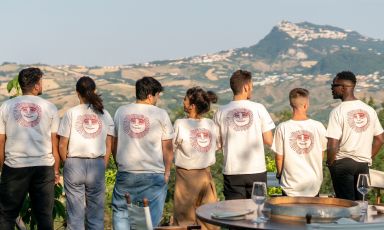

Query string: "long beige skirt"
[173, 167, 219, 230]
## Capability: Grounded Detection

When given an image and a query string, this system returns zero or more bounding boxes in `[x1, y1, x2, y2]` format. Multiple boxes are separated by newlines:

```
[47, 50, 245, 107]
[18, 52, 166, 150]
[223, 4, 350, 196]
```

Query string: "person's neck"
[233, 94, 248, 101]
[342, 94, 357, 102]
[136, 99, 152, 105]
[78, 97, 86, 104]
[188, 112, 201, 120]
[22, 92, 38, 96]
[291, 110, 308, 121]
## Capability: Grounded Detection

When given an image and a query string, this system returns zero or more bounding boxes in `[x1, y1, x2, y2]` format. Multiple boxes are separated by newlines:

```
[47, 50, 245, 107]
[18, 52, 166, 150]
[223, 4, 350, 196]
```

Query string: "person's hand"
[55, 171, 60, 185]
[164, 171, 170, 183]
[326, 160, 335, 167]
[276, 173, 282, 181]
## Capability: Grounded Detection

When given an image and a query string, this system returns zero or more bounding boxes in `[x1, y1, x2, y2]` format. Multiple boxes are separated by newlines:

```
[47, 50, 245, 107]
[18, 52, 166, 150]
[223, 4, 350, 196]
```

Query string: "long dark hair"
[186, 87, 218, 116]
[76, 76, 104, 114]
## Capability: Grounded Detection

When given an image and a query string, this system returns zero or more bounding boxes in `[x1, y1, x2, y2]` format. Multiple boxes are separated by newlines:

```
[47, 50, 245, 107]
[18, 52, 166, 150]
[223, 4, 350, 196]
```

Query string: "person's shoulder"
[152, 106, 169, 116]
[217, 102, 232, 111]
[38, 97, 58, 111]
[0, 98, 13, 107]
[308, 119, 326, 128]
[276, 120, 293, 130]
[115, 104, 131, 113]
[241, 100, 268, 111]
[154, 106, 167, 112]
[101, 108, 113, 117]
[254, 102, 268, 110]
[63, 105, 79, 115]
[202, 117, 214, 122]
[221, 100, 260, 110]
[174, 118, 185, 124]
[329, 102, 343, 114]
[358, 100, 377, 112]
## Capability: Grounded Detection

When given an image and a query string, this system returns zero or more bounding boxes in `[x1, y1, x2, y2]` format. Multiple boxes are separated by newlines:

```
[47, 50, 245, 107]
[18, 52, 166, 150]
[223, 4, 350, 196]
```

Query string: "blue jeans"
[112, 172, 167, 229]
[63, 158, 105, 230]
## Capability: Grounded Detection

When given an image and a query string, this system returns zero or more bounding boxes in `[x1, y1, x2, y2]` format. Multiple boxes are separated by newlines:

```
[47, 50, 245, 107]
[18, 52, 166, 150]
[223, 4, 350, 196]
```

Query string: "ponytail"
[87, 90, 104, 114]
[76, 76, 104, 114]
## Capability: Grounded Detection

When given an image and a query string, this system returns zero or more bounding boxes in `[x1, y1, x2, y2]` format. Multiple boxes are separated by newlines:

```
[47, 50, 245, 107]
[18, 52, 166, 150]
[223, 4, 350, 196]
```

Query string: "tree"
[6, 76, 21, 97]
[275, 109, 292, 124]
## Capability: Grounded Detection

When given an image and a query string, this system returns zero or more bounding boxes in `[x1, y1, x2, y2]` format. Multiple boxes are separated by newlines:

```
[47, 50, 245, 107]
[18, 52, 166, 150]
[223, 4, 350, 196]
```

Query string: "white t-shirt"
[174, 118, 219, 170]
[114, 103, 174, 173]
[272, 119, 327, 197]
[57, 104, 115, 158]
[0, 95, 60, 167]
[213, 100, 275, 175]
[326, 100, 384, 165]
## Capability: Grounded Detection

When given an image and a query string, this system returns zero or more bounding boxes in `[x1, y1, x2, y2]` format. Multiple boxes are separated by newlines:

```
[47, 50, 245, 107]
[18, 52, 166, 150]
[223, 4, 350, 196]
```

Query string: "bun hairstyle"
[186, 87, 218, 115]
[76, 76, 104, 114]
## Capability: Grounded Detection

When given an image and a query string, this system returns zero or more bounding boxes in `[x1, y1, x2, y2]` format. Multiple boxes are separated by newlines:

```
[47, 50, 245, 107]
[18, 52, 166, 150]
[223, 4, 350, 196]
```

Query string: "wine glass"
[357, 174, 370, 214]
[251, 182, 267, 223]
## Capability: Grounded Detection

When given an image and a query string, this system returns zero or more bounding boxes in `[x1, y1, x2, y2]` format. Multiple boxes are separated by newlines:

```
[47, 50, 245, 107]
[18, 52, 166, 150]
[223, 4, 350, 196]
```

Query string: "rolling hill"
[1, 21, 384, 123]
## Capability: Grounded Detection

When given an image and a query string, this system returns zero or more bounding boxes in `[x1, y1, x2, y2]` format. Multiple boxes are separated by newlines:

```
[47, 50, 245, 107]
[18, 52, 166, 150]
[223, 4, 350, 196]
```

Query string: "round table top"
[196, 199, 384, 230]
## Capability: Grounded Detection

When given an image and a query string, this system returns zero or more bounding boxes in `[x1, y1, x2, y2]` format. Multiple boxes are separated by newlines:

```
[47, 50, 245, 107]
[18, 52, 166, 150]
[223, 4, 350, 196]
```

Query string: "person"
[271, 88, 327, 197]
[0, 67, 60, 230]
[173, 87, 219, 230]
[326, 71, 384, 200]
[57, 76, 114, 230]
[112, 76, 174, 229]
[213, 70, 275, 200]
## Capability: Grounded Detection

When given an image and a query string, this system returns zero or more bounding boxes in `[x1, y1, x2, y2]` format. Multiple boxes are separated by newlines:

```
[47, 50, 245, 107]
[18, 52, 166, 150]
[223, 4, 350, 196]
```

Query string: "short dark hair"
[289, 88, 309, 108]
[18, 67, 43, 93]
[335, 71, 356, 85]
[186, 87, 218, 115]
[230, 70, 252, 95]
[136, 76, 163, 100]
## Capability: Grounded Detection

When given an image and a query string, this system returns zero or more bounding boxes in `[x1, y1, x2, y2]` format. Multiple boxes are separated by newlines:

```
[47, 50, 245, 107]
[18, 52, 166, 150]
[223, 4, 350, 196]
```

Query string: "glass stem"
[258, 204, 261, 218]
[362, 194, 365, 202]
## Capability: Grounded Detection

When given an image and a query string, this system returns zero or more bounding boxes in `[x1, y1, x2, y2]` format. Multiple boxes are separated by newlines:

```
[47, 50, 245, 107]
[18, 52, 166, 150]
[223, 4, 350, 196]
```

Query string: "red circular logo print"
[123, 114, 150, 138]
[347, 109, 370, 133]
[13, 102, 42, 128]
[190, 128, 212, 153]
[75, 114, 102, 139]
[225, 108, 253, 131]
[289, 130, 314, 155]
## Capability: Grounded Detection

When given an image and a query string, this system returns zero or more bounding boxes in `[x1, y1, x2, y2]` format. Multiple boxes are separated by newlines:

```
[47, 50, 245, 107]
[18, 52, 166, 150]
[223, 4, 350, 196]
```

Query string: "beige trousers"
[173, 167, 219, 230]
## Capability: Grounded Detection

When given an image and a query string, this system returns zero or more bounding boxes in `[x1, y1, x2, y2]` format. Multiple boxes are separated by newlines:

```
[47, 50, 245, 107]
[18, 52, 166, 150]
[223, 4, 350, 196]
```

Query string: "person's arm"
[0, 134, 5, 169]
[275, 153, 284, 179]
[372, 133, 384, 159]
[326, 137, 340, 166]
[112, 137, 118, 168]
[58, 136, 69, 163]
[104, 135, 113, 167]
[52, 133, 60, 184]
[262, 130, 273, 147]
[162, 139, 173, 183]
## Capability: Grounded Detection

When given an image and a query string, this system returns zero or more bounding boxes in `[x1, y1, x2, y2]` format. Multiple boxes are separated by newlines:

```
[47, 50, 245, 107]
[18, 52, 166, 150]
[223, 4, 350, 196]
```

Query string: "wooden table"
[196, 199, 384, 230]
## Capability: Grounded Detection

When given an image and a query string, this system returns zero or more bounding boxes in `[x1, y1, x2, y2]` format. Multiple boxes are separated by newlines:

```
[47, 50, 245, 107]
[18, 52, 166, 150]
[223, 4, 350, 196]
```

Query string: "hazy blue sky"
[1, 0, 383, 66]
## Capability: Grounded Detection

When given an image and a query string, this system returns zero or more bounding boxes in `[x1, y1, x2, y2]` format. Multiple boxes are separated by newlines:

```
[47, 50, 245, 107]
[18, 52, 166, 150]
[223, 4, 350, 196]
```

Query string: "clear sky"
[0, 0, 383, 66]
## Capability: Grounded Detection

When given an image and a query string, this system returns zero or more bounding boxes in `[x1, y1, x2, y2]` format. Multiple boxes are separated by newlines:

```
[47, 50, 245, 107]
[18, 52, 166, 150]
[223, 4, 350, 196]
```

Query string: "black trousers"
[223, 171, 267, 200]
[0, 165, 55, 230]
[328, 158, 369, 201]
